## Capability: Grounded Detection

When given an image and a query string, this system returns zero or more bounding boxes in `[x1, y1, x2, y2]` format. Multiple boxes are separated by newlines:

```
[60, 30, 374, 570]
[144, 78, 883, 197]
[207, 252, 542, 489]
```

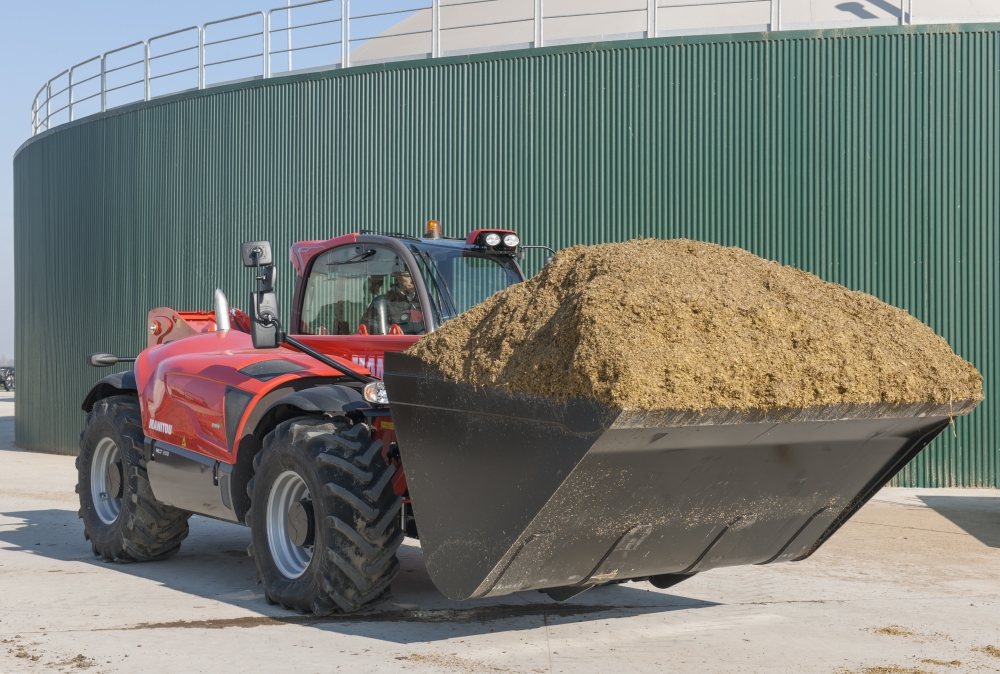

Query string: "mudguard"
[82, 370, 137, 411]
[383, 352, 978, 602]
[260, 384, 371, 419]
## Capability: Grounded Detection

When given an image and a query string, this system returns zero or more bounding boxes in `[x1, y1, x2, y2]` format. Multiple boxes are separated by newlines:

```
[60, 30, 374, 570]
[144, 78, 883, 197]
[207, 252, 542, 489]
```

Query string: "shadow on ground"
[0, 506, 717, 642]
[918, 495, 1000, 548]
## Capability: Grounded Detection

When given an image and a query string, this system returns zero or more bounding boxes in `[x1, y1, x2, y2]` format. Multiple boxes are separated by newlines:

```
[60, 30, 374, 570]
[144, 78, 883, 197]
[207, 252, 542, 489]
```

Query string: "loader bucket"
[383, 352, 978, 602]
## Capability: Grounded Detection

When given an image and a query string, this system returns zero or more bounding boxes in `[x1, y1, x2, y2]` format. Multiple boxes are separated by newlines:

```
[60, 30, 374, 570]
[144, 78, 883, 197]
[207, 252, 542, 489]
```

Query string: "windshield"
[300, 244, 426, 336]
[408, 242, 523, 325]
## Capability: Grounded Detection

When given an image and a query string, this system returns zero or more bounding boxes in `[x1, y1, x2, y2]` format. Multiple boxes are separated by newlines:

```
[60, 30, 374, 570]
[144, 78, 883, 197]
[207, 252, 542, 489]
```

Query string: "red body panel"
[294, 335, 418, 379]
[289, 234, 358, 276]
[147, 308, 219, 348]
[135, 329, 406, 463]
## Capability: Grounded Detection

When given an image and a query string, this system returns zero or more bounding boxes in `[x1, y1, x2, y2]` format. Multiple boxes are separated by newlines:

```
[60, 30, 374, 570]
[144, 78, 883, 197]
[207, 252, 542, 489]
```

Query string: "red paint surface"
[136, 329, 401, 463]
[289, 234, 358, 276]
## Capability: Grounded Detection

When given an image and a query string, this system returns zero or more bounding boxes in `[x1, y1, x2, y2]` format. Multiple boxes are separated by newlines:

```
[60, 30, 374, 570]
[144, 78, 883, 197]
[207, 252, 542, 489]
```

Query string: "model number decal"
[150, 419, 173, 435]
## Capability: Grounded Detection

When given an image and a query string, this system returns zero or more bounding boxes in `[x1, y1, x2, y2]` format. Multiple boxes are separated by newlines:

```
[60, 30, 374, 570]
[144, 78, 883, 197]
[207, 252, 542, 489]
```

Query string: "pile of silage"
[406, 239, 983, 411]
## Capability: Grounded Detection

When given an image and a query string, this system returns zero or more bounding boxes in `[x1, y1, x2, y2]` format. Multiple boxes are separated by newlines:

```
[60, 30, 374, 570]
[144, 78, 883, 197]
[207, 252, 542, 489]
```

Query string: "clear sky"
[0, 0, 359, 362]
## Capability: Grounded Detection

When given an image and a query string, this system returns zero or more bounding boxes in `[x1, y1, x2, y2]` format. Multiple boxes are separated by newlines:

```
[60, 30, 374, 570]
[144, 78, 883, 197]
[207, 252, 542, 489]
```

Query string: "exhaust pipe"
[214, 288, 231, 331]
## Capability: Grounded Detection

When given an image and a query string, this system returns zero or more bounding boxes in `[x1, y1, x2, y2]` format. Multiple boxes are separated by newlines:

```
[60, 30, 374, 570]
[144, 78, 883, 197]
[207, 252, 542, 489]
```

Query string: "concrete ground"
[1, 390, 998, 674]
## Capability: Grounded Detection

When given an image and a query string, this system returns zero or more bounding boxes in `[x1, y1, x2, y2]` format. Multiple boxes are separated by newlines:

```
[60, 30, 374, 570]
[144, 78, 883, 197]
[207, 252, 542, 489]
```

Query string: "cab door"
[294, 243, 426, 375]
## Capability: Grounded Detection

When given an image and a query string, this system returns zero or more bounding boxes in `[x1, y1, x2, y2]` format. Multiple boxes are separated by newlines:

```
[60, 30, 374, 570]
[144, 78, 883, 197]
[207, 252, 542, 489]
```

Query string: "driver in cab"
[363, 270, 425, 335]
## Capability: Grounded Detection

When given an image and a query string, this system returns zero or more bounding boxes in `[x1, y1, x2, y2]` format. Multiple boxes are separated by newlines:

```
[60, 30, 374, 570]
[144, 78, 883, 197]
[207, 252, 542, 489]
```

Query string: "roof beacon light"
[503, 234, 520, 248]
[484, 233, 502, 247]
[425, 219, 443, 240]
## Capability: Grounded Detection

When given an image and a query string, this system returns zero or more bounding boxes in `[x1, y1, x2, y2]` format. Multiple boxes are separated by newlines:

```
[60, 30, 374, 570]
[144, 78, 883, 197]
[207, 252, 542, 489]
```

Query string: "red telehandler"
[79, 223, 975, 614]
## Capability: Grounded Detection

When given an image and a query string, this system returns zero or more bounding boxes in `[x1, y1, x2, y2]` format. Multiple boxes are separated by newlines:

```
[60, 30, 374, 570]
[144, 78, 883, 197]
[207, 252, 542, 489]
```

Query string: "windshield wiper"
[326, 249, 376, 267]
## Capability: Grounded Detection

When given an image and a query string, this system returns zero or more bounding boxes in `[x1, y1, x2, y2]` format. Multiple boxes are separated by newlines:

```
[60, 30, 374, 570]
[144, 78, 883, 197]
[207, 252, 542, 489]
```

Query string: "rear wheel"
[77, 395, 191, 561]
[248, 416, 403, 614]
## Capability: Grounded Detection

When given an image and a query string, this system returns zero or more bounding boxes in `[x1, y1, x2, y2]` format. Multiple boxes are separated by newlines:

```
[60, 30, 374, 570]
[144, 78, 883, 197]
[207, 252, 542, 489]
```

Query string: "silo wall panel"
[13, 24, 999, 487]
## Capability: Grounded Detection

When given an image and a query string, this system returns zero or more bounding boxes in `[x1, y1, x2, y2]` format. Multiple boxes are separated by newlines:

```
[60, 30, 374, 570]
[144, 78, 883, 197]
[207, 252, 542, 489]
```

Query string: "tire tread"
[77, 395, 190, 563]
[249, 416, 402, 615]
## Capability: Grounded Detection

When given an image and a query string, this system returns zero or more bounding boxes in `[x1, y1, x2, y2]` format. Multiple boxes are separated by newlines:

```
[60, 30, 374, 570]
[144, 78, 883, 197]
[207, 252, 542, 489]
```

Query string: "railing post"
[647, 0, 655, 38]
[69, 70, 75, 122]
[432, 0, 440, 58]
[344, 0, 351, 68]
[198, 28, 205, 89]
[534, 0, 542, 48]
[776, 0, 781, 30]
[46, 83, 51, 130]
[287, 0, 293, 72]
[143, 42, 150, 101]
[100, 57, 106, 112]
[266, 12, 273, 77]
[262, 13, 268, 78]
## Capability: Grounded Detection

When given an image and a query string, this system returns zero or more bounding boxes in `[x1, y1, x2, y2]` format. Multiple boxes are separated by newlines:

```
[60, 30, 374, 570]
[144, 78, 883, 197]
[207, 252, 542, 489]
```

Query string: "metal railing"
[267, 0, 343, 74]
[30, 0, 998, 136]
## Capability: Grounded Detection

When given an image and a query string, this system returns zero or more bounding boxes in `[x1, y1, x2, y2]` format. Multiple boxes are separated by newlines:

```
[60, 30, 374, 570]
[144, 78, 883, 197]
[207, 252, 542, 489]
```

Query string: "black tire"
[76, 395, 191, 562]
[248, 416, 403, 615]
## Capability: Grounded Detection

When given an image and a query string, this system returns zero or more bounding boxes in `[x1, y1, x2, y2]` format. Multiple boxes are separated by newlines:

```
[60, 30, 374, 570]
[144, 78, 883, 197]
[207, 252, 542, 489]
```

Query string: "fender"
[81, 370, 137, 412]
[228, 383, 374, 525]
[261, 384, 370, 420]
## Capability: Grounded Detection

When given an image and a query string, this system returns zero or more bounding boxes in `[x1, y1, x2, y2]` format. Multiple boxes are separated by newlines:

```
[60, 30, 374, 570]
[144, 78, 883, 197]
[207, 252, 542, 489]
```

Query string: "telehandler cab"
[79, 223, 972, 614]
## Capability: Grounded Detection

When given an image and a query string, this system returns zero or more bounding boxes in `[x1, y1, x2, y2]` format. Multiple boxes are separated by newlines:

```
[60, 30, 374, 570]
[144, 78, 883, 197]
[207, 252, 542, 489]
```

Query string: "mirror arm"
[517, 244, 557, 266]
[263, 316, 377, 385]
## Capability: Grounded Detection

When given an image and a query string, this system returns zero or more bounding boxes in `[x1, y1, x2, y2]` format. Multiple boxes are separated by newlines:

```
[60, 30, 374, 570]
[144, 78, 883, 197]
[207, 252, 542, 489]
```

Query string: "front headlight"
[484, 233, 502, 247]
[363, 381, 389, 405]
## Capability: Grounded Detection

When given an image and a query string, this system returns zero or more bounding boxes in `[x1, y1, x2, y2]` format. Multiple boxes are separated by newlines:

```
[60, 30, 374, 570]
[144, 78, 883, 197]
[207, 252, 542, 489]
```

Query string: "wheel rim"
[267, 470, 313, 579]
[91, 437, 123, 525]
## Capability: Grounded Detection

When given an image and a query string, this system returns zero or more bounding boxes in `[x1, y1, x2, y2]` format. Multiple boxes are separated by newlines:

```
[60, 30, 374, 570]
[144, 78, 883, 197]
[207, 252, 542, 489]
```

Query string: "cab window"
[300, 245, 426, 336]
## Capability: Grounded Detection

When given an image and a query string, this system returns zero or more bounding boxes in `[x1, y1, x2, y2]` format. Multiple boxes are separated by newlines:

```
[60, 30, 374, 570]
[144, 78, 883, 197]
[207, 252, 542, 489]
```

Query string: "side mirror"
[257, 265, 275, 293]
[241, 240, 283, 349]
[241, 241, 273, 267]
[249, 288, 281, 349]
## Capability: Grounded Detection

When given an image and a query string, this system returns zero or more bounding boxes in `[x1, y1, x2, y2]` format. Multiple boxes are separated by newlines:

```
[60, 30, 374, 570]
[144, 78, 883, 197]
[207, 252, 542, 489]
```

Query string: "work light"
[484, 233, 501, 247]
[363, 381, 388, 405]
[503, 234, 519, 248]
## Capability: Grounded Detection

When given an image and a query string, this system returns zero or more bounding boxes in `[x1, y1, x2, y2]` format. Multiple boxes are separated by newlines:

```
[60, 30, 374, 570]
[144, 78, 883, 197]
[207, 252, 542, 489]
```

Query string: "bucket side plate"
[384, 354, 606, 601]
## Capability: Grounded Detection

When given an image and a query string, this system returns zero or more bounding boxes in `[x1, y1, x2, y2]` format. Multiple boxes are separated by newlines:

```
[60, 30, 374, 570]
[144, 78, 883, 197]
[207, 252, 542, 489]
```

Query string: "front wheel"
[77, 395, 191, 561]
[248, 416, 404, 614]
